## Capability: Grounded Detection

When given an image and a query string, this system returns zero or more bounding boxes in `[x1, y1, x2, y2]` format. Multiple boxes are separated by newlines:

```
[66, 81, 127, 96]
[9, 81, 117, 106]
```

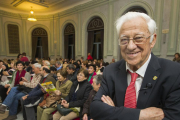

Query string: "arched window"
[124, 6, 147, 14]
[87, 17, 104, 60]
[32, 27, 48, 59]
[64, 23, 75, 60]
[7, 24, 20, 54]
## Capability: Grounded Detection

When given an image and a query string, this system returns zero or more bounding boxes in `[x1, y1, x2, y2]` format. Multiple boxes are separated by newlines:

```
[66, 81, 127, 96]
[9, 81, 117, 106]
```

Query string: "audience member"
[50, 66, 57, 80]
[66, 64, 77, 83]
[17, 54, 22, 61]
[43, 60, 50, 67]
[81, 61, 88, 70]
[22, 66, 56, 120]
[0, 61, 32, 120]
[173, 53, 180, 63]
[82, 75, 102, 120]
[37, 70, 73, 120]
[87, 53, 93, 61]
[20, 52, 29, 62]
[95, 63, 101, 75]
[53, 68, 92, 120]
[0, 64, 10, 102]
[55, 61, 62, 70]
[87, 64, 96, 84]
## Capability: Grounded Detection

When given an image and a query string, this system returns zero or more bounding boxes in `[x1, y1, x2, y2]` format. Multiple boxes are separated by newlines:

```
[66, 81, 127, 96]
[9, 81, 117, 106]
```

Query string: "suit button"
[144, 92, 147, 95]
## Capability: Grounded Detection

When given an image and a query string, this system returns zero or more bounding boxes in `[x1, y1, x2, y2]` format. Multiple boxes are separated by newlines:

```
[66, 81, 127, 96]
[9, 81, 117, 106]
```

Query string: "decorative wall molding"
[153, 0, 164, 56]
[27, 24, 51, 57]
[0, 17, 6, 55]
[77, 12, 82, 56]
[22, 19, 27, 54]
[56, 17, 60, 56]
[107, 2, 114, 55]
[167, 0, 180, 55]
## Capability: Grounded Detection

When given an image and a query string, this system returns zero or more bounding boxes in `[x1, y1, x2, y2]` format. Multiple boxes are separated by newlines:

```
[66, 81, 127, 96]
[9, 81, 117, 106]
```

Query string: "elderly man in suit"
[90, 12, 180, 120]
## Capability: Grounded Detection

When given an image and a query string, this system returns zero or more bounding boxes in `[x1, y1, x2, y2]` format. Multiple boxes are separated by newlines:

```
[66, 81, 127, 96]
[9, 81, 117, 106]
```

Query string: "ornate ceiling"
[0, 0, 92, 15]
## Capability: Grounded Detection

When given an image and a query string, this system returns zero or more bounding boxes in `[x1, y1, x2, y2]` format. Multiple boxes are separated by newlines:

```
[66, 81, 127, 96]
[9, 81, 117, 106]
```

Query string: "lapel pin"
[153, 76, 157, 80]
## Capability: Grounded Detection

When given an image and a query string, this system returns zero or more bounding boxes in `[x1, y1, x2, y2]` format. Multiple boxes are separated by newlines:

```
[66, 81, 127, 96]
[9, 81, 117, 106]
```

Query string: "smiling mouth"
[127, 51, 140, 56]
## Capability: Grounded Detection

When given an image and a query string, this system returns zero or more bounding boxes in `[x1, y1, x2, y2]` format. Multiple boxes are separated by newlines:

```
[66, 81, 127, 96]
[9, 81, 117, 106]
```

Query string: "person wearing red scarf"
[0, 61, 31, 120]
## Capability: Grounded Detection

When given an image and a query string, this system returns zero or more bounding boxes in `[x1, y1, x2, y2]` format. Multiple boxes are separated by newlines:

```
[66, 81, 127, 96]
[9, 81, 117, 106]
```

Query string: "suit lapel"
[115, 60, 128, 107]
[137, 54, 161, 108]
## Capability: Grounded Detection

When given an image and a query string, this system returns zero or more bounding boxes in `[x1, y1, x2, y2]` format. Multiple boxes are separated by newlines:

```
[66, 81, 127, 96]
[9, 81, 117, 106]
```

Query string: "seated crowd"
[0, 53, 109, 120]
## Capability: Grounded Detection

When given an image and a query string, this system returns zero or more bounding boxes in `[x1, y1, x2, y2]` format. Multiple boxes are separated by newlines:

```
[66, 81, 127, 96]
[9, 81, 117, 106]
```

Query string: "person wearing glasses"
[90, 12, 180, 120]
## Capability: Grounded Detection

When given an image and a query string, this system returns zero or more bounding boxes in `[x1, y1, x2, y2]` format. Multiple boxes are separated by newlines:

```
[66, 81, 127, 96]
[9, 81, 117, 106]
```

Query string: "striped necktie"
[124, 71, 138, 108]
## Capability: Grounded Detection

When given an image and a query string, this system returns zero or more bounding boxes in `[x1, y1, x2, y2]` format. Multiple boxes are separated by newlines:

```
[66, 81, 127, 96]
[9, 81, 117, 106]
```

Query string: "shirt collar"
[44, 73, 49, 78]
[126, 54, 151, 77]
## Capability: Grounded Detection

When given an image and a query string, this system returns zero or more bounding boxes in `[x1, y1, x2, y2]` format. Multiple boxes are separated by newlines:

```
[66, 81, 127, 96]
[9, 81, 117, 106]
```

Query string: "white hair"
[33, 63, 41, 69]
[115, 12, 157, 43]
[44, 60, 50, 66]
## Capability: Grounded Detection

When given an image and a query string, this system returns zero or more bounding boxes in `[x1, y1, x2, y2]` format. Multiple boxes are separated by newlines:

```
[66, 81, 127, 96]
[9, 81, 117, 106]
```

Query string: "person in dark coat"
[82, 75, 102, 120]
[53, 68, 92, 120]
[66, 64, 77, 83]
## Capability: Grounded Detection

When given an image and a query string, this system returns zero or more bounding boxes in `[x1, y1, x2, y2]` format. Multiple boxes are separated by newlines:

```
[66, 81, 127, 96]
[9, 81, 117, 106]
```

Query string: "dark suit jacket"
[65, 80, 92, 117]
[90, 53, 180, 120]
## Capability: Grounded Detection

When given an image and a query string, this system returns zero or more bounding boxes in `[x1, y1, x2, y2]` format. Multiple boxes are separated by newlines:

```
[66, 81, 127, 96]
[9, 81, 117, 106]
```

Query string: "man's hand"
[22, 95, 28, 101]
[6, 87, 11, 95]
[139, 107, 164, 120]
[83, 114, 88, 120]
[61, 100, 67, 104]
[62, 103, 69, 108]
[54, 90, 61, 96]
[21, 77, 28, 82]
[4, 84, 10, 88]
[101, 95, 115, 107]
[19, 81, 24, 85]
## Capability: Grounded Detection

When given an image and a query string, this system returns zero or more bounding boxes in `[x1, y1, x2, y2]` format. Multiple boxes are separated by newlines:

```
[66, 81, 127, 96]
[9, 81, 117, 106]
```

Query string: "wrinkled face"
[17, 63, 24, 71]
[2, 65, 6, 70]
[92, 78, 100, 92]
[77, 72, 87, 82]
[66, 67, 74, 75]
[88, 66, 94, 74]
[32, 65, 39, 74]
[57, 73, 66, 82]
[120, 17, 156, 71]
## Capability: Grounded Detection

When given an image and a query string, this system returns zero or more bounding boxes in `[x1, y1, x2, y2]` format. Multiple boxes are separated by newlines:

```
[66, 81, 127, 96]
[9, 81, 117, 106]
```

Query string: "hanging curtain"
[32, 37, 38, 60]
[87, 31, 94, 55]
[100, 30, 104, 59]
[42, 37, 48, 59]
[64, 35, 69, 59]
[73, 34, 75, 60]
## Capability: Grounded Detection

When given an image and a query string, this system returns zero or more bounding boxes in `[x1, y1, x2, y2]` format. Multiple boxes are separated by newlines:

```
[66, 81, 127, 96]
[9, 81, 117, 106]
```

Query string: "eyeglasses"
[119, 34, 154, 46]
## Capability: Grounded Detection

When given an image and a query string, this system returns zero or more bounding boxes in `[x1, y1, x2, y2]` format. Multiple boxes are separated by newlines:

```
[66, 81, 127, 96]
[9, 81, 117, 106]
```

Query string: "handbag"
[17, 85, 32, 93]
[57, 104, 72, 116]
